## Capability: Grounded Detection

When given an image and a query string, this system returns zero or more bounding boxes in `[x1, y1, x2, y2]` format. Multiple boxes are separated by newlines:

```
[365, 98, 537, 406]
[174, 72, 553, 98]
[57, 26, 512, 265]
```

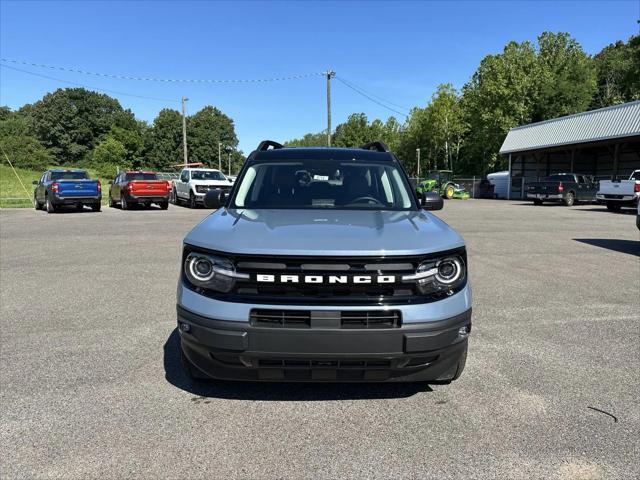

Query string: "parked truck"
[525, 173, 597, 206]
[596, 170, 640, 211]
[170, 167, 233, 208]
[108, 171, 171, 210]
[33, 169, 101, 213]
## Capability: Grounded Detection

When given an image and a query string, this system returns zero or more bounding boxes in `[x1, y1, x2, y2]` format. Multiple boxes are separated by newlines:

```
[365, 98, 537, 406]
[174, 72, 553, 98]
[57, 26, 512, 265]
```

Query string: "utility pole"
[416, 148, 421, 178]
[228, 152, 231, 176]
[181, 97, 188, 165]
[326, 69, 335, 147]
[218, 142, 222, 170]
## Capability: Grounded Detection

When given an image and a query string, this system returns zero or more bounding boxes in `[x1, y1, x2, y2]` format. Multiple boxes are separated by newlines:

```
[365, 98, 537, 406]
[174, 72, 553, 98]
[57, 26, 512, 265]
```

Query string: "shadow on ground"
[163, 328, 431, 401]
[574, 238, 640, 257]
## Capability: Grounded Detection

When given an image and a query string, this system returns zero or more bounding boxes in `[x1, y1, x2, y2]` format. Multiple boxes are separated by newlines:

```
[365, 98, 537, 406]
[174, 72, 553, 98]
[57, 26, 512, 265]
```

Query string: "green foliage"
[333, 113, 385, 147]
[143, 108, 183, 169]
[23, 88, 127, 165]
[89, 135, 129, 178]
[284, 132, 327, 147]
[187, 106, 239, 166]
[534, 32, 597, 120]
[593, 35, 640, 107]
[0, 135, 53, 171]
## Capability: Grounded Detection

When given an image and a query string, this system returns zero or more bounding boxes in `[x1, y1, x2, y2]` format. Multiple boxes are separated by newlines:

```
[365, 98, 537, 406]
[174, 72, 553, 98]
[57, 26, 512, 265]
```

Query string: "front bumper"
[177, 305, 471, 382]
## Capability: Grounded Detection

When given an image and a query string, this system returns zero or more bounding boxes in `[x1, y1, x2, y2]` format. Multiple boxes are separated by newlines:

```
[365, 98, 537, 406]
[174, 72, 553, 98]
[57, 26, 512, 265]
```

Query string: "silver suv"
[177, 141, 471, 383]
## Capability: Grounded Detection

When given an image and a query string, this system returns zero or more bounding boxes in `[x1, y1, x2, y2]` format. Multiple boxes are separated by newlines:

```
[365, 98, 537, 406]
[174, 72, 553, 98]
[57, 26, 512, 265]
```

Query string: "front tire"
[121, 196, 129, 210]
[189, 192, 197, 209]
[108, 194, 115, 208]
[533, 199, 543, 206]
[563, 192, 575, 207]
[33, 196, 42, 210]
[606, 202, 621, 212]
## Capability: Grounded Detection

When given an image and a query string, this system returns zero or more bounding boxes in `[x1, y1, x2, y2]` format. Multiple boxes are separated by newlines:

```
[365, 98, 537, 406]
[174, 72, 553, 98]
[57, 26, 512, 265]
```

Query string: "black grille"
[182, 247, 467, 306]
[250, 309, 401, 328]
[250, 309, 312, 328]
[257, 358, 392, 368]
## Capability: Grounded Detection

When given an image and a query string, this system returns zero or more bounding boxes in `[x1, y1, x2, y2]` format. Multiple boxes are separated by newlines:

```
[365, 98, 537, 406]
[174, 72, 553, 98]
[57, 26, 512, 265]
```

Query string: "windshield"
[51, 171, 88, 180]
[126, 172, 158, 181]
[231, 160, 415, 210]
[191, 170, 226, 181]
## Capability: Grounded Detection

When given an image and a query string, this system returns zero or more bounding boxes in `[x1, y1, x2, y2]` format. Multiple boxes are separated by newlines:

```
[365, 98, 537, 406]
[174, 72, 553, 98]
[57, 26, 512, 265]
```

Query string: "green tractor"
[416, 170, 470, 200]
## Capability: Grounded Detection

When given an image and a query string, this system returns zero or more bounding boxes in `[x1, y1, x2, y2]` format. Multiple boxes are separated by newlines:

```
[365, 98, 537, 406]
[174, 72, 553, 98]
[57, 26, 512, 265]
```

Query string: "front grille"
[250, 309, 401, 328]
[182, 247, 467, 306]
[257, 358, 392, 368]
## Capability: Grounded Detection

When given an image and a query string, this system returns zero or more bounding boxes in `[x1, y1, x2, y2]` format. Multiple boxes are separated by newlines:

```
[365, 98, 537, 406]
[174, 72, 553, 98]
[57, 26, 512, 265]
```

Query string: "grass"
[0, 164, 110, 208]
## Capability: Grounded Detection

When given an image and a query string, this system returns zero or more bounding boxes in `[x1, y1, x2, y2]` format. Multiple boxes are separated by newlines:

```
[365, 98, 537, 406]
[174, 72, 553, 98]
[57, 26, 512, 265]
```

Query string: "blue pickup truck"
[33, 169, 102, 213]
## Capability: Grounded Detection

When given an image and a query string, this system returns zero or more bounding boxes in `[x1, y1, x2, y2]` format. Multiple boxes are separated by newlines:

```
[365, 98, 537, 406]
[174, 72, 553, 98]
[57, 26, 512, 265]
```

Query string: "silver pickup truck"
[597, 170, 640, 211]
[175, 140, 472, 384]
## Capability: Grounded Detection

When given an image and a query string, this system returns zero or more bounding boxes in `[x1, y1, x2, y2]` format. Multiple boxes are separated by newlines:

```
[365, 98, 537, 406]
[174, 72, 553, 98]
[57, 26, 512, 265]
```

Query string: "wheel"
[563, 192, 575, 207]
[45, 197, 56, 214]
[180, 346, 208, 380]
[160, 201, 169, 210]
[170, 188, 177, 204]
[33, 196, 42, 210]
[121, 196, 129, 210]
[76, 203, 84, 211]
[444, 184, 455, 200]
[189, 192, 197, 209]
[533, 199, 543, 205]
[606, 202, 621, 212]
[108, 194, 115, 208]
[91, 203, 101, 212]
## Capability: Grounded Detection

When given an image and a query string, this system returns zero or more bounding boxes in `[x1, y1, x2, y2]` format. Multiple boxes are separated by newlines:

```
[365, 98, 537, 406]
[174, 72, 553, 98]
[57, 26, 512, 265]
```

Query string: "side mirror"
[203, 189, 226, 209]
[420, 192, 444, 211]
[32, 180, 38, 185]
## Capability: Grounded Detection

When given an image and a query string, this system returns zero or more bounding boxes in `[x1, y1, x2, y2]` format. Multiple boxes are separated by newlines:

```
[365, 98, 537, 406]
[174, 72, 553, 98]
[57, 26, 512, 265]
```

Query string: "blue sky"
[1, 0, 638, 153]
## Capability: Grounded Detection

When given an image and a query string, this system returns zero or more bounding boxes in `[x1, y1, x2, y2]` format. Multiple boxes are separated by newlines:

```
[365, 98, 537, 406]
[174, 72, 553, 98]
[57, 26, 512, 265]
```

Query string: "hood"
[184, 208, 465, 256]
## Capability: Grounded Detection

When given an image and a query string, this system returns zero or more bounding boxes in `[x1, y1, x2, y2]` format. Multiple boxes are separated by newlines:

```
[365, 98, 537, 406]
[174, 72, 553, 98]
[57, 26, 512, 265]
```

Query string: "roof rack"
[360, 141, 390, 153]
[256, 140, 284, 151]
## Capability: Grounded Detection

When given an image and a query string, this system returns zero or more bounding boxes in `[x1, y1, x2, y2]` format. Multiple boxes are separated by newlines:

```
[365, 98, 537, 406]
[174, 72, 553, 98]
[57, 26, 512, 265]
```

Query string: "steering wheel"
[348, 196, 384, 206]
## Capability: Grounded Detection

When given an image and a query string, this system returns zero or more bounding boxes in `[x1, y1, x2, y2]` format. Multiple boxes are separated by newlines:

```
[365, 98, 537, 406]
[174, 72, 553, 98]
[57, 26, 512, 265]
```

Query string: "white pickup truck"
[596, 170, 640, 211]
[170, 167, 233, 208]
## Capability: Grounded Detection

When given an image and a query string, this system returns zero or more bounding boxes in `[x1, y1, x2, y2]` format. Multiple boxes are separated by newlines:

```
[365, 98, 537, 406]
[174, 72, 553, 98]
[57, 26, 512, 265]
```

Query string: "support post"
[507, 153, 512, 200]
[218, 142, 222, 171]
[326, 69, 335, 147]
[181, 97, 188, 165]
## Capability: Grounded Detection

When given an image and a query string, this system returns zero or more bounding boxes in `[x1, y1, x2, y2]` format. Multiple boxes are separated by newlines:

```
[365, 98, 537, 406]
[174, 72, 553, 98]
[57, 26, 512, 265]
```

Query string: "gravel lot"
[1, 200, 638, 479]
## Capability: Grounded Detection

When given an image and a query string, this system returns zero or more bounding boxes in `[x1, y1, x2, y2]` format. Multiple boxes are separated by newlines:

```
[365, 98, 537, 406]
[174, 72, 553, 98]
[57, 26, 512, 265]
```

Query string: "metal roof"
[499, 101, 640, 154]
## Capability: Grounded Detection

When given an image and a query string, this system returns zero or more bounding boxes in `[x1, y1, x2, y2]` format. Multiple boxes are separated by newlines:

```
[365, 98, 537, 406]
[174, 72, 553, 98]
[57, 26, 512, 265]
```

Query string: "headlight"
[184, 252, 247, 293]
[403, 254, 467, 296]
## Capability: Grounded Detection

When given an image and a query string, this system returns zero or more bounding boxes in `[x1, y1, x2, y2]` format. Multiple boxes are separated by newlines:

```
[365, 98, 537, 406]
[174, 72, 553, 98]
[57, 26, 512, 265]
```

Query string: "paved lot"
[1, 200, 638, 479]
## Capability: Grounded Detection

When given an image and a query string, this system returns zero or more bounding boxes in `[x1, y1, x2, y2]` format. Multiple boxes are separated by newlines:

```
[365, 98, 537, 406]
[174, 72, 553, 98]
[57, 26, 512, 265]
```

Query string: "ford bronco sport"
[177, 141, 472, 383]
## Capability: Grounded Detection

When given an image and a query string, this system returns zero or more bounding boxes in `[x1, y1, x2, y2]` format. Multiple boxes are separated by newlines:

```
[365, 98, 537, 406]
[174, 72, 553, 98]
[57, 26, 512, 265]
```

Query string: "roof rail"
[256, 140, 284, 151]
[360, 141, 390, 153]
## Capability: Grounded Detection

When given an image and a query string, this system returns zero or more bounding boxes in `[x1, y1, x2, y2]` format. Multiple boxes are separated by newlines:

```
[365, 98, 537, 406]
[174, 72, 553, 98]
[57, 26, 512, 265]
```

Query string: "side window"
[180, 170, 189, 182]
[577, 176, 585, 184]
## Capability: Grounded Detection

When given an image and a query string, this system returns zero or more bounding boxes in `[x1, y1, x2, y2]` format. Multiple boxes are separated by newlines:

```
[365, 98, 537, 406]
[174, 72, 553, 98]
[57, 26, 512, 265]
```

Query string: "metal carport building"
[500, 101, 640, 199]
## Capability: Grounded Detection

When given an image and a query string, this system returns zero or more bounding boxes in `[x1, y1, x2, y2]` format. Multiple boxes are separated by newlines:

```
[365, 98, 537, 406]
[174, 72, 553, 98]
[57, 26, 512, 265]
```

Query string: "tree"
[22, 88, 127, 164]
[461, 40, 540, 173]
[593, 35, 640, 107]
[534, 32, 597, 120]
[144, 108, 183, 169]
[90, 135, 128, 178]
[0, 110, 52, 170]
[284, 132, 327, 147]
[187, 106, 239, 167]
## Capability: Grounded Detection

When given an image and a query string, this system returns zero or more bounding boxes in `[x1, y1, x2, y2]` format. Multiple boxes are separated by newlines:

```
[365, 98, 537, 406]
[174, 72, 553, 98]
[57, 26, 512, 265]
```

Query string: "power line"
[335, 76, 409, 118]
[0, 58, 325, 83]
[336, 76, 411, 112]
[0, 64, 180, 103]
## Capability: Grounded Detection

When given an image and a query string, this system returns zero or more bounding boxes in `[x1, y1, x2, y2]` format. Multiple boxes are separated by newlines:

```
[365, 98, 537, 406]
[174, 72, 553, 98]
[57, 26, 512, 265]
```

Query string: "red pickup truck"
[108, 171, 171, 210]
